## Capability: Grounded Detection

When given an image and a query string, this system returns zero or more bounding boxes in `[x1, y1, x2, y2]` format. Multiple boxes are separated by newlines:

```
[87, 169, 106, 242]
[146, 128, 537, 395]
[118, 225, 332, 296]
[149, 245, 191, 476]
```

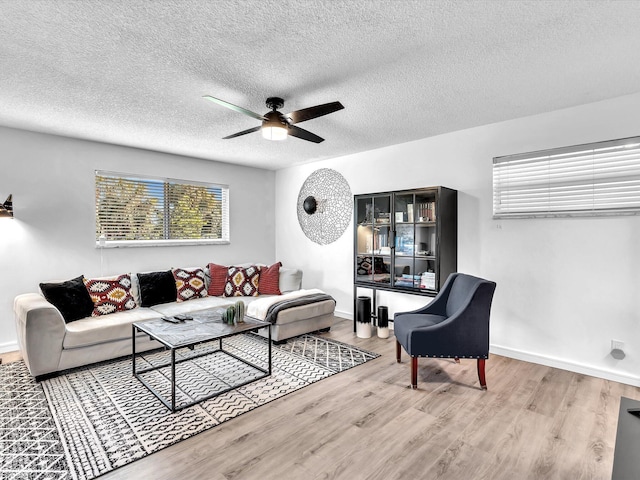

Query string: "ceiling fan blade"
[287, 125, 324, 143]
[222, 126, 262, 139]
[203, 95, 265, 121]
[287, 101, 344, 124]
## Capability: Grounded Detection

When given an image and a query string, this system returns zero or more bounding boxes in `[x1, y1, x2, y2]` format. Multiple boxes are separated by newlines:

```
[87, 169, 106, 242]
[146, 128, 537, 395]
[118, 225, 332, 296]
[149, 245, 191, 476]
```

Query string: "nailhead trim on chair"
[417, 355, 489, 359]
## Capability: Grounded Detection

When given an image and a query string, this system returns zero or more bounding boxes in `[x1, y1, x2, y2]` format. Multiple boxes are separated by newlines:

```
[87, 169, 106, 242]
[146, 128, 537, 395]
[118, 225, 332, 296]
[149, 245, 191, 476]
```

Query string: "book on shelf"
[417, 202, 436, 222]
[420, 271, 436, 289]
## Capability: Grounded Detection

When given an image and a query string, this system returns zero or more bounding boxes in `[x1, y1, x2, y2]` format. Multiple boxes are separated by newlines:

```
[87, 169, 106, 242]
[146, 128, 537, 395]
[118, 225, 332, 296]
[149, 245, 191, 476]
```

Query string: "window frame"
[95, 170, 230, 248]
[493, 136, 640, 219]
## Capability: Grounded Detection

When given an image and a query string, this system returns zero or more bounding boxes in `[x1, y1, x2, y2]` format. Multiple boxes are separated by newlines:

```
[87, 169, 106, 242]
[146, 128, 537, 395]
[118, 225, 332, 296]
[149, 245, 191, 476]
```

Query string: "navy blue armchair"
[394, 273, 496, 390]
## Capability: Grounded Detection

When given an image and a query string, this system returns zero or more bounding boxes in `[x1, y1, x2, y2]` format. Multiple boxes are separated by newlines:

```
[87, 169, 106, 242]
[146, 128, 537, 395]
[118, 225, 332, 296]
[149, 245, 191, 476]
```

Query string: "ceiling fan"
[203, 95, 344, 143]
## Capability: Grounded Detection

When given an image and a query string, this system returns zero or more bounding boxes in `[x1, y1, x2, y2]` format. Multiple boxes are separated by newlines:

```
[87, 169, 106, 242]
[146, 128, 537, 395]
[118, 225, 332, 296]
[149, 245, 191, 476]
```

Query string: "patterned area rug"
[0, 334, 378, 480]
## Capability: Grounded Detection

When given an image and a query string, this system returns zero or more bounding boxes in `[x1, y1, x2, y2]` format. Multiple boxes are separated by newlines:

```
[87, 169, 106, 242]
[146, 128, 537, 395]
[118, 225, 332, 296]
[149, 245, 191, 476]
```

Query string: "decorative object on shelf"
[234, 300, 245, 323]
[407, 204, 414, 222]
[377, 306, 389, 339]
[356, 296, 373, 338]
[0, 194, 13, 218]
[297, 168, 352, 245]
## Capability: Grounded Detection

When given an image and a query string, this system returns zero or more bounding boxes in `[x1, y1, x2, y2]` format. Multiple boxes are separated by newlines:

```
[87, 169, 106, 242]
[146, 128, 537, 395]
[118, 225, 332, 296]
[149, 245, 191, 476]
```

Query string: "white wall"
[275, 92, 640, 386]
[0, 127, 276, 351]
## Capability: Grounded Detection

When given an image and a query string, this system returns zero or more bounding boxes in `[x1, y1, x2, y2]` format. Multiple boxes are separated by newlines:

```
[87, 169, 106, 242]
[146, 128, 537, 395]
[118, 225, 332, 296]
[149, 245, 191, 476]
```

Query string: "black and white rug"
[0, 334, 378, 480]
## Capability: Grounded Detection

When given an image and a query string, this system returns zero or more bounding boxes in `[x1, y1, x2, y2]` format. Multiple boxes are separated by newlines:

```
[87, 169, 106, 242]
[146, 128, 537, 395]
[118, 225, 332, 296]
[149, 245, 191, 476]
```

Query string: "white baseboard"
[490, 343, 640, 387]
[0, 341, 19, 354]
[4, 321, 634, 386]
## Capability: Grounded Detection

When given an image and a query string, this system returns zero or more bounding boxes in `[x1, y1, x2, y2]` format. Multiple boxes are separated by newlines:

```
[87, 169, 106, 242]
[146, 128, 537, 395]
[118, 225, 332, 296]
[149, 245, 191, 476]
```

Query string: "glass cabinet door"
[414, 191, 437, 291]
[393, 193, 418, 288]
[394, 223, 416, 287]
[414, 224, 436, 290]
[355, 195, 391, 285]
[392, 191, 438, 291]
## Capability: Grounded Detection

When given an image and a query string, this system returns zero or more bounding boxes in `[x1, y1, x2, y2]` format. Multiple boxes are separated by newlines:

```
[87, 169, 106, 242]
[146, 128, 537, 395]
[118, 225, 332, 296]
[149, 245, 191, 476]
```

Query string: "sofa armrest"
[279, 268, 303, 293]
[14, 293, 66, 377]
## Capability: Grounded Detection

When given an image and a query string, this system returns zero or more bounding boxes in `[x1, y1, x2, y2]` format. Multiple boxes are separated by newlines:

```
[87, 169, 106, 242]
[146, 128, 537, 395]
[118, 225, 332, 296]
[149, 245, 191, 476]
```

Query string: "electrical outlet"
[612, 340, 625, 351]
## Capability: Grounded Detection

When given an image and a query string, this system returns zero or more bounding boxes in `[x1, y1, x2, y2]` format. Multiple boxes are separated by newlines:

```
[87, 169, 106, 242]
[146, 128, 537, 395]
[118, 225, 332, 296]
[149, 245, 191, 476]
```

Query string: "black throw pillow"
[39, 275, 94, 323]
[137, 270, 178, 307]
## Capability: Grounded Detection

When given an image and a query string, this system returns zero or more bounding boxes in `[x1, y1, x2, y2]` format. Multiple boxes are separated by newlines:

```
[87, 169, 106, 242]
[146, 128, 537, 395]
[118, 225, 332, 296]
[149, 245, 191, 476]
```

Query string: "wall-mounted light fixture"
[0, 194, 13, 218]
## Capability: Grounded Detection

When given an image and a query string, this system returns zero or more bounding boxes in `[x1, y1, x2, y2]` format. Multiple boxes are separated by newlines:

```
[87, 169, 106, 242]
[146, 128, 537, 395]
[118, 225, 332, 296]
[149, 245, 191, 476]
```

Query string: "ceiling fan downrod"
[265, 97, 285, 111]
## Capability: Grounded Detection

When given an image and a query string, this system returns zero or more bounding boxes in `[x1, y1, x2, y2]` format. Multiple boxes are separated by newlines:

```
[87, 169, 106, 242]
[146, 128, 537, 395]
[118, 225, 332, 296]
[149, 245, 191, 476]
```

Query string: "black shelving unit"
[353, 186, 457, 329]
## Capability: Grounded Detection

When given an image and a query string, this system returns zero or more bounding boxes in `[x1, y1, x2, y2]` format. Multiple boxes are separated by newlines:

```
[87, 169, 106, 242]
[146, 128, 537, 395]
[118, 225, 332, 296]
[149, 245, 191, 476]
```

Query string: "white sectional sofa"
[13, 266, 335, 379]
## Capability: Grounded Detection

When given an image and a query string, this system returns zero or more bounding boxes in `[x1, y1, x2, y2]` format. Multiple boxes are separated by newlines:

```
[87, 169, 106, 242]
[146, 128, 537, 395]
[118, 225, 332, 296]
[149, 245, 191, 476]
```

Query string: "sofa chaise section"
[14, 293, 161, 378]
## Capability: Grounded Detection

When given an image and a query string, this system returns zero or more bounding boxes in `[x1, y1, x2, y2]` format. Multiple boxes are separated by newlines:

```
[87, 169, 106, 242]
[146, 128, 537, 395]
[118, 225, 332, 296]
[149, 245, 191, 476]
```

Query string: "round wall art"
[297, 168, 352, 245]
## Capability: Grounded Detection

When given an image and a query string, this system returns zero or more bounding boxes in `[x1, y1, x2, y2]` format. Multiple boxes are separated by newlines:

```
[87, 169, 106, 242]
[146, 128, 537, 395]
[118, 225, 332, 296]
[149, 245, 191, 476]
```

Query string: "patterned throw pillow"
[224, 266, 260, 297]
[258, 262, 282, 295]
[207, 263, 228, 296]
[172, 267, 208, 302]
[83, 274, 137, 317]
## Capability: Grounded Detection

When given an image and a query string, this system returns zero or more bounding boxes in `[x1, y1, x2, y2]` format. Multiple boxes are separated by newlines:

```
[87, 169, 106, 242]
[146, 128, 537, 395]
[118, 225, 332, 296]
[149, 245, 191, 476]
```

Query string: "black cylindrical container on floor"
[377, 306, 389, 328]
[356, 296, 372, 323]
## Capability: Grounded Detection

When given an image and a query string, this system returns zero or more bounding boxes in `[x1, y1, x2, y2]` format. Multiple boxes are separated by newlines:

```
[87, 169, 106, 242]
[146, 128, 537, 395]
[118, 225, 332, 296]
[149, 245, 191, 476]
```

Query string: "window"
[493, 136, 640, 218]
[95, 171, 229, 247]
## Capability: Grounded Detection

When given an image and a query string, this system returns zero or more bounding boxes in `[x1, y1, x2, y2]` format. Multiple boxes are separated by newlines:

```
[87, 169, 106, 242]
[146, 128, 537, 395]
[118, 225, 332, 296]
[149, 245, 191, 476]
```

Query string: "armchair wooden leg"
[396, 340, 401, 363]
[411, 357, 418, 389]
[477, 359, 487, 390]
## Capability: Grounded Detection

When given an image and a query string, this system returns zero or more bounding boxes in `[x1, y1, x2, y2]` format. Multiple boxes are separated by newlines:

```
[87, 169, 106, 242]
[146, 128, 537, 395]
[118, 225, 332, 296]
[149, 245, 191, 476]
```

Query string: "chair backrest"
[445, 273, 490, 317]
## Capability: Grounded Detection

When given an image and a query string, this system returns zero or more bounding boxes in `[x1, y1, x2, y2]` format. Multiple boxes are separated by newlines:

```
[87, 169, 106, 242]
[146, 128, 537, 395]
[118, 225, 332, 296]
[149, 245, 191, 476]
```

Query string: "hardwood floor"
[3, 319, 638, 479]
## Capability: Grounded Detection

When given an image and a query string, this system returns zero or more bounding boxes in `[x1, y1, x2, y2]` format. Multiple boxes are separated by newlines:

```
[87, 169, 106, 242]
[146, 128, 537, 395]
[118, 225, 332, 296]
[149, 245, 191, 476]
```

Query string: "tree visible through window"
[95, 172, 229, 245]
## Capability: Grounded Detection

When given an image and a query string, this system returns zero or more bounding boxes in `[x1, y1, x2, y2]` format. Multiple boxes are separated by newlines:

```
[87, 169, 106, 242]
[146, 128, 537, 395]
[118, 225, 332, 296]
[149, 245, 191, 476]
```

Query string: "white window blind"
[95, 171, 229, 247]
[493, 136, 640, 218]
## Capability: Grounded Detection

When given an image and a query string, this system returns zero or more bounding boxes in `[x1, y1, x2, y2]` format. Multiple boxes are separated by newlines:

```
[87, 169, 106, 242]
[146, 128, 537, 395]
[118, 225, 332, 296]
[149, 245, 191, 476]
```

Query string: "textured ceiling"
[2, 0, 640, 170]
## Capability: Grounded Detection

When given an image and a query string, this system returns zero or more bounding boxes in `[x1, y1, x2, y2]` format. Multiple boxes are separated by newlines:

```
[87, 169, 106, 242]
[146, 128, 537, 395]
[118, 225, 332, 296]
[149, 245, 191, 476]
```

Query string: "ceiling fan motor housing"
[263, 110, 289, 128]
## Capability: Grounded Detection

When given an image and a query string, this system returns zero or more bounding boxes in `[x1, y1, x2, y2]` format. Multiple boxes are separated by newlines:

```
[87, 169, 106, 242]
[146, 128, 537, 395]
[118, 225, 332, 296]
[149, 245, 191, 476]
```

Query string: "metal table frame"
[132, 317, 271, 412]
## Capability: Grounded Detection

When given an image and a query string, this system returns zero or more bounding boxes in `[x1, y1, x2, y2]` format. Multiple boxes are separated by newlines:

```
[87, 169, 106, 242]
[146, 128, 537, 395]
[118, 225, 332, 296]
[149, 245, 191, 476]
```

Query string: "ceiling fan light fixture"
[262, 110, 288, 141]
[262, 124, 288, 141]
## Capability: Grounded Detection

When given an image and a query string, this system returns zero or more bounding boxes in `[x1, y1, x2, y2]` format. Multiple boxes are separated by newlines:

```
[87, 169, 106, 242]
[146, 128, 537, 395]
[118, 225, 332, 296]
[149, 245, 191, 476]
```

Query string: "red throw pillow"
[83, 274, 137, 316]
[207, 263, 228, 296]
[258, 262, 282, 295]
[172, 267, 208, 302]
[224, 266, 260, 297]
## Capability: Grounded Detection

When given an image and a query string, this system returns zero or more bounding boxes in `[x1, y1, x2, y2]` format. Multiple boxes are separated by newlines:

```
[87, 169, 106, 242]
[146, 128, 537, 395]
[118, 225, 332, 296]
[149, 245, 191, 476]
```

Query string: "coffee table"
[132, 311, 271, 412]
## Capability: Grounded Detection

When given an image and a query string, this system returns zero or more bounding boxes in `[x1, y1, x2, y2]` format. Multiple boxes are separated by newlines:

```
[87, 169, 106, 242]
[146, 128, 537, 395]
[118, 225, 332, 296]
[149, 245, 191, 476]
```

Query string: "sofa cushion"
[63, 307, 161, 349]
[258, 262, 282, 295]
[149, 296, 236, 317]
[279, 268, 303, 293]
[207, 263, 228, 296]
[172, 267, 208, 302]
[224, 266, 260, 297]
[137, 270, 177, 307]
[39, 275, 94, 323]
[84, 274, 137, 317]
